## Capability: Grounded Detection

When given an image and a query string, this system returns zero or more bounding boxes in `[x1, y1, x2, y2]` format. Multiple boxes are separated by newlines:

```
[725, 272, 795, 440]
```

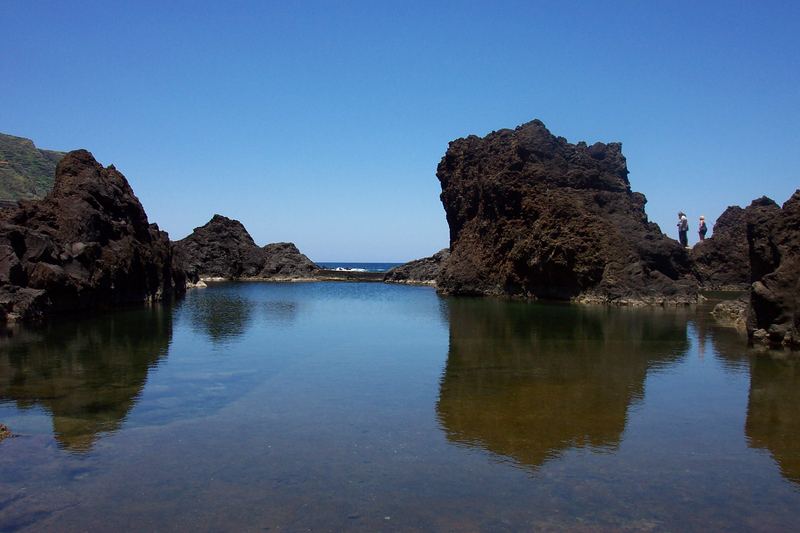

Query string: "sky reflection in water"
[0, 282, 799, 531]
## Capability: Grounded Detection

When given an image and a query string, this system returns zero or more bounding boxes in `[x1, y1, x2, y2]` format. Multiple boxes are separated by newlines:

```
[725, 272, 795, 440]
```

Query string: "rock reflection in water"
[0, 307, 172, 451]
[746, 356, 800, 486]
[437, 298, 689, 471]
[188, 289, 254, 343]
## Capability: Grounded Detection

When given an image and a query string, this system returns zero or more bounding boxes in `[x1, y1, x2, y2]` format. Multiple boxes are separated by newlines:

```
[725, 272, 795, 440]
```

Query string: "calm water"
[317, 262, 402, 272]
[1, 282, 799, 531]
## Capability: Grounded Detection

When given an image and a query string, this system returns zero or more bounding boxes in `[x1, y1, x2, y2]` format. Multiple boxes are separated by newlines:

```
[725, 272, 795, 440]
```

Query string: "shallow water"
[0, 282, 798, 531]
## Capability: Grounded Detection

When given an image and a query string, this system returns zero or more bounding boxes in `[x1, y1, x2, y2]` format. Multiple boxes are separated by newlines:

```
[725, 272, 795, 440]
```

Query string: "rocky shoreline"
[1, 123, 797, 351]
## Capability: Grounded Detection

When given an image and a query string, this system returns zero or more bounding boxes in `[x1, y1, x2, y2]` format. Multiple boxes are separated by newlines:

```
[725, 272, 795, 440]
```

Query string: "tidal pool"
[1, 282, 798, 531]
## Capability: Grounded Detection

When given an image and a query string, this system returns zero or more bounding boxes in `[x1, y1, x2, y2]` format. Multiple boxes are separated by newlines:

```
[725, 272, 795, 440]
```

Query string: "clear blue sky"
[3, 1, 798, 261]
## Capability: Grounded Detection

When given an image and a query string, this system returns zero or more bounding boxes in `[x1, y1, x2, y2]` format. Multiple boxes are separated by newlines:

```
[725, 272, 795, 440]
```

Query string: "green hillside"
[0, 132, 65, 201]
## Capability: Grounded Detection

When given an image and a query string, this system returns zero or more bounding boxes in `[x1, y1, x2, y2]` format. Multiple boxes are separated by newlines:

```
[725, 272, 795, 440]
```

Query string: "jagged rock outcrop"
[174, 215, 319, 281]
[436, 120, 697, 304]
[0, 132, 64, 202]
[746, 192, 800, 349]
[0, 150, 185, 322]
[690, 206, 750, 290]
[384, 248, 449, 285]
[260, 242, 319, 279]
[173, 215, 265, 281]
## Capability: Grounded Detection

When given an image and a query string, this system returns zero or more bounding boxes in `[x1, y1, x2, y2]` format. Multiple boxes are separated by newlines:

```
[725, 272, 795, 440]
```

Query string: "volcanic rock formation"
[173, 215, 264, 280]
[384, 248, 449, 285]
[0, 150, 185, 322]
[690, 206, 750, 290]
[436, 120, 697, 304]
[174, 215, 319, 282]
[260, 242, 319, 279]
[745, 192, 800, 349]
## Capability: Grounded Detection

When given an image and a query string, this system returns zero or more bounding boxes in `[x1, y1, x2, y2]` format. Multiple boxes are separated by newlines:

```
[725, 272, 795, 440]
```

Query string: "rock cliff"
[436, 120, 697, 304]
[0, 150, 185, 321]
[384, 248, 449, 285]
[174, 215, 319, 281]
[746, 192, 800, 349]
[690, 206, 750, 290]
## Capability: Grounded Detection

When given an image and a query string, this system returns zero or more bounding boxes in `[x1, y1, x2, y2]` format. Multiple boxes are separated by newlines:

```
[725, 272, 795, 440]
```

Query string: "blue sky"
[3, 1, 798, 261]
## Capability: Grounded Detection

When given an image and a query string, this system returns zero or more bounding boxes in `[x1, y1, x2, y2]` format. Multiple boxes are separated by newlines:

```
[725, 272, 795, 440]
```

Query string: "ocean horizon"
[316, 262, 403, 273]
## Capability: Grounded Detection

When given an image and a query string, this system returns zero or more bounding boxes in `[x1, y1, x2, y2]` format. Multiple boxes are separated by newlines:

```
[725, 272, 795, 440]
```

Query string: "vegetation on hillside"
[0, 132, 64, 201]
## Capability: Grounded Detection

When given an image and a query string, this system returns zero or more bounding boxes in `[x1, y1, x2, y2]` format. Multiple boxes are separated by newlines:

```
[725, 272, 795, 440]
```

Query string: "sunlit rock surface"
[0, 150, 185, 322]
[745, 191, 800, 349]
[436, 120, 697, 304]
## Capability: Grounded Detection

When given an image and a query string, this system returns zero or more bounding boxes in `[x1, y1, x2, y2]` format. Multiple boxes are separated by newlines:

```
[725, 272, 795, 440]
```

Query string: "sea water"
[1, 282, 799, 531]
[317, 262, 402, 272]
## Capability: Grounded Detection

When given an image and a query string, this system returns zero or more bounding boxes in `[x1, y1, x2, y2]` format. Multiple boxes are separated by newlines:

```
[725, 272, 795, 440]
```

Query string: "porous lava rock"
[384, 248, 449, 285]
[690, 206, 750, 290]
[173, 215, 265, 281]
[174, 215, 319, 281]
[0, 150, 185, 322]
[745, 192, 800, 349]
[259, 242, 319, 279]
[436, 120, 697, 304]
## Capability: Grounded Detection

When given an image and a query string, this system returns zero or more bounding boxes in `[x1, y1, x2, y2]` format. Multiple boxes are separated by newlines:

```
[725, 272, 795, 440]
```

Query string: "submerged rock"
[746, 192, 800, 349]
[690, 206, 750, 290]
[0, 150, 185, 322]
[174, 215, 319, 281]
[436, 120, 697, 304]
[0, 423, 11, 442]
[711, 298, 748, 330]
[384, 248, 449, 286]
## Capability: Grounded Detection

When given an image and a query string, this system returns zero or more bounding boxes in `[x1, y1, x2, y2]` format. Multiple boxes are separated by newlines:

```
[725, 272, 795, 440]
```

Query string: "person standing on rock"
[677, 212, 689, 247]
[698, 216, 707, 241]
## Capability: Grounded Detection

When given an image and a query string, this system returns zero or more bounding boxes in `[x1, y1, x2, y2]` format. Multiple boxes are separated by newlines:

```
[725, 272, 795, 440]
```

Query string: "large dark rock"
[259, 242, 318, 279]
[746, 192, 800, 349]
[436, 120, 697, 304]
[0, 150, 185, 322]
[690, 206, 750, 290]
[174, 215, 319, 281]
[384, 248, 449, 285]
[173, 214, 264, 280]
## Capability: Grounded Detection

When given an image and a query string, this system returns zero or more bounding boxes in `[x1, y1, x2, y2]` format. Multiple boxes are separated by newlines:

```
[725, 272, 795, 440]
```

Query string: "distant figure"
[677, 212, 689, 247]
[698, 216, 707, 241]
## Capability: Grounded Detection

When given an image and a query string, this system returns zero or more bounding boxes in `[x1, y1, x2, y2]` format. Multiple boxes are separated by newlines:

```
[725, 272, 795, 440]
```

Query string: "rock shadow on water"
[262, 299, 298, 325]
[185, 287, 255, 344]
[745, 355, 800, 487]
[436, 298, 690, 471]
[0, 306, 172, 452]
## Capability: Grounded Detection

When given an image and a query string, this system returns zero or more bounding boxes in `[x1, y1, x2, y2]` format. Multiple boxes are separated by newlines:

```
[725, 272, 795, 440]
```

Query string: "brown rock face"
[174, 215, 319, 281]
[384, 248, 449, 285]
[690, 206, 750, 290]
[436, 120, 696, 304]
[746, 191, 800, 349]
[259, 242, 319, 279]
[0, 150, 184, 321]
[174, 215, 265, 280]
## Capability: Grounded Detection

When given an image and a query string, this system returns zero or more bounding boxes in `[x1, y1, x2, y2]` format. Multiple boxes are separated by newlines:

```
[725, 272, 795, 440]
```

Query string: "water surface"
[1, 282, 799, 531]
